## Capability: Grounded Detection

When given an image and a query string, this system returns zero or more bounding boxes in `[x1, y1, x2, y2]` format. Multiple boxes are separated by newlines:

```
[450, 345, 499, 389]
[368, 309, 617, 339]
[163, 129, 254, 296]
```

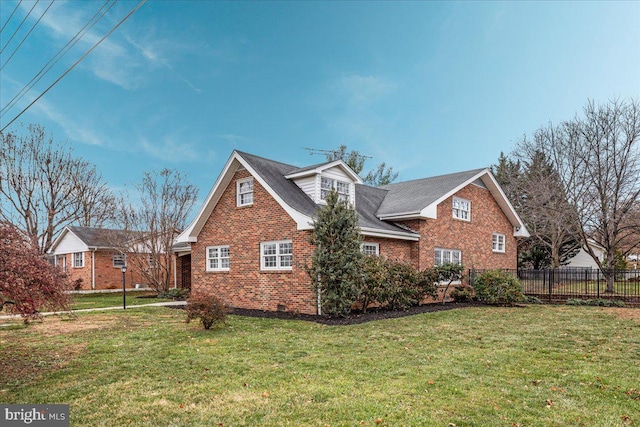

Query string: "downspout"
[173, 255, 177, 289]
[91, 248, 96, 290]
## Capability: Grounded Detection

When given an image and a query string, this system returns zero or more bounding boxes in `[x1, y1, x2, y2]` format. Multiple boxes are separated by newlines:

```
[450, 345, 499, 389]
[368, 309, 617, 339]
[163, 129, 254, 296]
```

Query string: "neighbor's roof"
[48, 226, 130, 253]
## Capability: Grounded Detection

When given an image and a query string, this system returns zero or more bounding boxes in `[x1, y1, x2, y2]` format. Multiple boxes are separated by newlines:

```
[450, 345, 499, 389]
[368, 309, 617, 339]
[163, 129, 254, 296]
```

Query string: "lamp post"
[121, 265, 127, 310]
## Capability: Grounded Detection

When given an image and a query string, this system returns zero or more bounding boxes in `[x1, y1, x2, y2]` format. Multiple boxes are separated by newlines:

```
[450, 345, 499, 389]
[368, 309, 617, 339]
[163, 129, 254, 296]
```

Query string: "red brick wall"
[58, 251, 162, 290]
[192, 169, 317, 314]
[192, 174, 517, 313]
[396, 183, 517, 271]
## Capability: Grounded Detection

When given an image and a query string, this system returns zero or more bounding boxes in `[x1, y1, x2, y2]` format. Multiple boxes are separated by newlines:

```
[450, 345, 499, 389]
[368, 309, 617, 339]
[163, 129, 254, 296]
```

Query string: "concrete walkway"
[0, 300, 186, 321]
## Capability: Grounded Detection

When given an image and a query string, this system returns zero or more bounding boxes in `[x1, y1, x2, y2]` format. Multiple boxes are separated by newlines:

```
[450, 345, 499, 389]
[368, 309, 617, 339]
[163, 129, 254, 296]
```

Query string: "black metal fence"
[468, 268, 640, 305]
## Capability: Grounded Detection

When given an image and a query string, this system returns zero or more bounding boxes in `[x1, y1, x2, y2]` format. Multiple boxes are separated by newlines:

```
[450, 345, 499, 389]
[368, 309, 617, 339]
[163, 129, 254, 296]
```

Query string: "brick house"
[48, 226, 154, 290]
[174, 150, 529, 315]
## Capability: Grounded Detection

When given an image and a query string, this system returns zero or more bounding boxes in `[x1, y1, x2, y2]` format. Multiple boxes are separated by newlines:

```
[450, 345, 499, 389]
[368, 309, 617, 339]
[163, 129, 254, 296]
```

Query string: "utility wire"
[1, 0, 115, 116]
[0, 0, 39, 55]
[1, 0, 55, 71]
[0, 0, 23, 35]
[0, 0, 146, 133]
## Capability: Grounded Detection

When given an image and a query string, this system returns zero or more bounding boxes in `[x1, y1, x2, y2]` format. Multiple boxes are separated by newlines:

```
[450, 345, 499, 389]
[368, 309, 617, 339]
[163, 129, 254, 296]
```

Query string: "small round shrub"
[186, 294, 227, 329]
[450, 285, 475, 302]
[472, 269, 523, 305]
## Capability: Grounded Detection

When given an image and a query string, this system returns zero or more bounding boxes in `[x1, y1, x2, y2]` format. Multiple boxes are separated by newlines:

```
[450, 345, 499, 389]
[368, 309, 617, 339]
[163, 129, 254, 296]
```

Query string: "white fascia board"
[285, 160, 363, 184]
[360, 227, 420, 241]
[189, 151, 315, 239]
[188, 152, 241, 240]
[480, 172, 530, 237]
[238, 155, 315, 230]
[418, 169, 489, 220]
[48, 227, 70, 254]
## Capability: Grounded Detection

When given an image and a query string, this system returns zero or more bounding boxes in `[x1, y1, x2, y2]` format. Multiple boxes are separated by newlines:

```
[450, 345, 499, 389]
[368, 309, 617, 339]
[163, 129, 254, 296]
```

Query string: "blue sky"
[1, 1, 639, 208]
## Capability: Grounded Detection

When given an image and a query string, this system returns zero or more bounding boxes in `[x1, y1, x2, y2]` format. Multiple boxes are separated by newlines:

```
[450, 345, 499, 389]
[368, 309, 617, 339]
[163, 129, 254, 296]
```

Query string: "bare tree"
[310, 145, 399, 186]
[493, 151, 580, 269]
[524, 98, 640, 291]
[116, 169, 198, 293]
[0, 124, 116, 253]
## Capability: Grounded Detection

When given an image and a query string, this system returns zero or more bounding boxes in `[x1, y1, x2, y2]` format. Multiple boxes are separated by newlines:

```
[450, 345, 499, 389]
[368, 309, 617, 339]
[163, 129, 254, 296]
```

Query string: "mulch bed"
[171, 302, 483, 326]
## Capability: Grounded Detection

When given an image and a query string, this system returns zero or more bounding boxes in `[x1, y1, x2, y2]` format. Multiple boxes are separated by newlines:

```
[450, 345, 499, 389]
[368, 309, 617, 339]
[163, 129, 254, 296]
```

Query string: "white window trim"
[236, 177, 254, 207]
[112, 254, 126, 268]
[452, 197, 471, 221]
[320, 175, 351, 203]
[492, 233, 506, 253]
[434, 248, 462, 266]
[260, 240, 293, 271]
[361, 242, 380, 256]
[206, 245, 230, 271]
[73, 252, 84, 268]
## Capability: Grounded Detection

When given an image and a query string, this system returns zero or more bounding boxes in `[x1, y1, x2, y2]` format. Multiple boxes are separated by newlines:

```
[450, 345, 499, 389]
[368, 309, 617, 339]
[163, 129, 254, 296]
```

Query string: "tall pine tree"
[309, 189, 363, 316]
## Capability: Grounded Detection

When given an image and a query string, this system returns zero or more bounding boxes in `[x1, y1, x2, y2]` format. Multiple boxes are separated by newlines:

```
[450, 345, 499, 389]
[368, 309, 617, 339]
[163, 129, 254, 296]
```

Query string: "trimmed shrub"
[471, 269, 523, 305]
[186, 294, 227, 329]
[567, 298, 625, 307]
[450, 285, 475, 302]
[158, 288, 190, 300]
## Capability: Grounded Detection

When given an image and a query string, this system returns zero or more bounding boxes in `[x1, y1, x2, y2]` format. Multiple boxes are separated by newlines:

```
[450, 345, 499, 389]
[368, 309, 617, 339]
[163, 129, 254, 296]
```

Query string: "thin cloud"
[138, 135, 200, 163]
[337, 74, 397, 108]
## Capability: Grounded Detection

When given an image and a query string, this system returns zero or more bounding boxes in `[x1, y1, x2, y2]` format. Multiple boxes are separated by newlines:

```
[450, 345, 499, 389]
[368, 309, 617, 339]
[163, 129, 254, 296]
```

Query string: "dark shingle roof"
[68, 226, 130, 248]
[237, 151, 320, 217]
[376, 168, 486, 217]
[236, 151, 418, 236]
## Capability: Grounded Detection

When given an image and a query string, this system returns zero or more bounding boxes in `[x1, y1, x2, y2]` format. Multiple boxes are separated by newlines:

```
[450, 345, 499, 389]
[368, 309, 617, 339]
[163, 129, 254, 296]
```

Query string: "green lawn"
[70, 292, 172, 310]
[1, 305, 639, 426]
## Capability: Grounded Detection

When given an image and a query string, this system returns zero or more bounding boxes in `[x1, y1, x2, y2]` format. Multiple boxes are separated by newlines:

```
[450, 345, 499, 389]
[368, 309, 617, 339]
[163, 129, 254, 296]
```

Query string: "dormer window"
[320, 176, 350, 202]
[237, 178, 254, 207]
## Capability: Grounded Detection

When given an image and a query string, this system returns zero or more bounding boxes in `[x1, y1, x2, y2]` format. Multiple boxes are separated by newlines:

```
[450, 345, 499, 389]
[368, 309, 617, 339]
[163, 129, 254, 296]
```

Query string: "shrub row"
[566, 298, 626, 307]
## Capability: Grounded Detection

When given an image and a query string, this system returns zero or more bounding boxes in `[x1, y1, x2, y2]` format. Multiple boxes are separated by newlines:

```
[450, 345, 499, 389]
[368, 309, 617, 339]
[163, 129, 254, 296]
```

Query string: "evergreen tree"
[309, 189, 363, 316]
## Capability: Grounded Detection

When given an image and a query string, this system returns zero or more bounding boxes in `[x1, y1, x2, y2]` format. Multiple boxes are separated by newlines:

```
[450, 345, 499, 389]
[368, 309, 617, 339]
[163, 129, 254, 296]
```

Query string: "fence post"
[548, 268, 553, 303]
[597, 269, 600, 299]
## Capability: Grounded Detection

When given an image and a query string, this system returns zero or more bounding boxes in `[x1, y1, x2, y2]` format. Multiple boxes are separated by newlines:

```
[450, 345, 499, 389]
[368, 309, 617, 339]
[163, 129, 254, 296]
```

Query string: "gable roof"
[49, 226, 130, 254]
[377, 169, 486, 219]
[177, 150, 529, 245]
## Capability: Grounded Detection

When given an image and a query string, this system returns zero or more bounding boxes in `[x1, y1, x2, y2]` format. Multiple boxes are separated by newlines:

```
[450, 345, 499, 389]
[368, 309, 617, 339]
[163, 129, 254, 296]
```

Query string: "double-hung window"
[237, 178, 254, 206]
[261, 240, 293, 270]
[112, 254, 126, 268]
[206, 246, 230, 271]
[452, 197, 471, 221]
[492, 233, 506, 253]
[434, 248, 462, 266]
[361, 242, 380, 256]
[320, 176, 350, 202]
[73, 252, 84, 268]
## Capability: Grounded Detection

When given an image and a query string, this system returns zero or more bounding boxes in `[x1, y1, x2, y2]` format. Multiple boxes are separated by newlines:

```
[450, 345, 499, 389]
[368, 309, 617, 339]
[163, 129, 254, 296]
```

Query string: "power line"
[0, 0, 23, 35]
[1, 0, 116, 117]
[0, 0, 39, 55]
[1, 0, 55, 71]
[1, 0, 147, 133]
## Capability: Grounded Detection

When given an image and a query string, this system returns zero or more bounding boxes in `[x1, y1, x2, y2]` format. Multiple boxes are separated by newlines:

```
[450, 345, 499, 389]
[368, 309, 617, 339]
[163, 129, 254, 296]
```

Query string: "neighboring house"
[562, 240, 605, 270]
[48, 226, 152, 290]
[174, 150, 529, 315]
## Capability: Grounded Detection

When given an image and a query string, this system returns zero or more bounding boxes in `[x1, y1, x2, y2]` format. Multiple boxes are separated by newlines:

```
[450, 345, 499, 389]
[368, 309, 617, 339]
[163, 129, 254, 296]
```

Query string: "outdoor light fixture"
[121, 266, 127, 310]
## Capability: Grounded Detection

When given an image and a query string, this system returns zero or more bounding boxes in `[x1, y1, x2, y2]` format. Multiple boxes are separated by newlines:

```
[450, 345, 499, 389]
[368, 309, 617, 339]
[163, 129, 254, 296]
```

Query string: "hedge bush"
[471, 269, 523, 305]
